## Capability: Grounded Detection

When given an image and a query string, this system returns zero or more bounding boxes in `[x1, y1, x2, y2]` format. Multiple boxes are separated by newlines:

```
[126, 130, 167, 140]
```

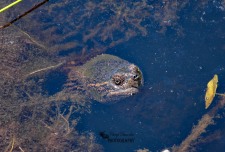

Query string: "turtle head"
[107, 64, 143, 98]
[78, 54, 143, 103]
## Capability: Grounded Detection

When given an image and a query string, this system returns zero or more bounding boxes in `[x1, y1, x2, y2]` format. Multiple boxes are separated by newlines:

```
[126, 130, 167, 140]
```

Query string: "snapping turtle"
[24, 53, 143, 104]
[63, 54, 143, 103]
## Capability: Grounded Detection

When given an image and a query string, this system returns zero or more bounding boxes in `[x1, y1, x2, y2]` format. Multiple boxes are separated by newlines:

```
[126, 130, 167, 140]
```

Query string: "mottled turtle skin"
[65, 54, 143, 103]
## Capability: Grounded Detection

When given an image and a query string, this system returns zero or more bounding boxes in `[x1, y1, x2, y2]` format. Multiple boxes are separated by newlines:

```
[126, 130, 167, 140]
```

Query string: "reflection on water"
[0, 0, 225, 151]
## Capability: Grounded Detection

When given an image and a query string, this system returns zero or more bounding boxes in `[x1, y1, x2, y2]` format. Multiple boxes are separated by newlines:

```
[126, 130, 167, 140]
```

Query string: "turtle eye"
[114, 79, 122, 85]
[112, 75, 124, 85]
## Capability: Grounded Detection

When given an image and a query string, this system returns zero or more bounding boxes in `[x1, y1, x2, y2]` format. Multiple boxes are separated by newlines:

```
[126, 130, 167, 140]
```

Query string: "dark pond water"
[1, 0, 225, 152]
[76, 2, 225, 152]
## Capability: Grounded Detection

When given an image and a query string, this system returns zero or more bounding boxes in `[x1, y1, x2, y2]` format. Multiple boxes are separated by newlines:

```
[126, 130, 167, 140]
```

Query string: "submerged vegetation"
[0, 0, 225, 151]
[1, 0, 185, 150]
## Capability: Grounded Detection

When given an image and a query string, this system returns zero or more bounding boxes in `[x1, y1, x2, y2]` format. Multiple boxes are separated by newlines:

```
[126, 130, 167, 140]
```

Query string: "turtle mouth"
[130, 64, 143, 87]
[107, 88, 139, 97]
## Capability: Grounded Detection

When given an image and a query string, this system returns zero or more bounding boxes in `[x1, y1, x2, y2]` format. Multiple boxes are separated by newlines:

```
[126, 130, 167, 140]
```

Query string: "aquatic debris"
[136, 148, 150, 152]
[173, 93, 225, 152]
[0, 0, 49, 29]
[25, 62, 65, 77]
[205, 74, 218, 109]
[9, 137, 15, 152]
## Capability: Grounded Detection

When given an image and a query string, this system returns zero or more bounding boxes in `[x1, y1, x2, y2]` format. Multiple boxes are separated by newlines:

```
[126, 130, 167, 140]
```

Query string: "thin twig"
[216, 93, 225, 97]
[19, 146, 25, 152]
[0, 0, 49, 29]
[14, 25, 49, 51]
[26, 62, 64, 77]
[9, 137, 15, 152]
[59, 114, 71, 135]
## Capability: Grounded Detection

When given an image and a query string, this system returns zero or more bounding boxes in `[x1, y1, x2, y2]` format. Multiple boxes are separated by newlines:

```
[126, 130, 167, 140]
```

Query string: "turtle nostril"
[133, 74, 139, 80]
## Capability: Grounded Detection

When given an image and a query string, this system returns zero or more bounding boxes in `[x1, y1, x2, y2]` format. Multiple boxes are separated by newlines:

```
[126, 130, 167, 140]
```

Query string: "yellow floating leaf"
[205, 74, 218, 109]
